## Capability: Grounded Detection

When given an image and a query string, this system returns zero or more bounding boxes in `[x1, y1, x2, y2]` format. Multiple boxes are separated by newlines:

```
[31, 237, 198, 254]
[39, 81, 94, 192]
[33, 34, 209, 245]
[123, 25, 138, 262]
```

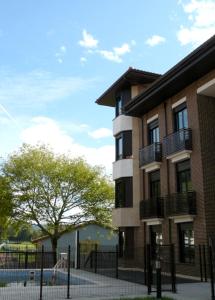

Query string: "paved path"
[0, 268, 212, 300]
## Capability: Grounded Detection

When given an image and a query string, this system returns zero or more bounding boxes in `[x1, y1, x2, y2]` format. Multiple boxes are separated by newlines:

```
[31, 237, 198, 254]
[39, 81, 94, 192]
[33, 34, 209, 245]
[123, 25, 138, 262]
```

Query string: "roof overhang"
[96, 68, 161, 107]
[125, 35, 215, 116]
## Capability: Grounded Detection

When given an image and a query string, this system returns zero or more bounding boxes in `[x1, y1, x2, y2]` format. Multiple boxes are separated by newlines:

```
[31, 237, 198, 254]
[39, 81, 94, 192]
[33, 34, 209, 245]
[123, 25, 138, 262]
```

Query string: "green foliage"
[1, 144, 114, 251]
[0, 176, 14, 237]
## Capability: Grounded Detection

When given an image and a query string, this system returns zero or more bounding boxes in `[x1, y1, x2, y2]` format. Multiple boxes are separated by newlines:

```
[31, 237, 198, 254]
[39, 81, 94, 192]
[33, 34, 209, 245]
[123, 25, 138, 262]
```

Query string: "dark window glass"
[149, 170, 160, 198]
[150, 225, 163, 259]
[148, 119, 159, 144]
[174, 103, 188, 131]
[116, 96, 122, 117]
[116, 135, 123, 160]
[176, 160, 192, 192]
[119, 228, 134, 258]
[115, 131, 132, 161]
[115, 177, 133, 208]
[178, 222, 195, 263]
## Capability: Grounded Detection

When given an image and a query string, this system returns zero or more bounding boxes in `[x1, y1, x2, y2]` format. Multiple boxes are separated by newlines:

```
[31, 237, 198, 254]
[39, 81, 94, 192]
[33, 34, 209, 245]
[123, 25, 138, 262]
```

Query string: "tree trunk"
[51, 237, 58, 266]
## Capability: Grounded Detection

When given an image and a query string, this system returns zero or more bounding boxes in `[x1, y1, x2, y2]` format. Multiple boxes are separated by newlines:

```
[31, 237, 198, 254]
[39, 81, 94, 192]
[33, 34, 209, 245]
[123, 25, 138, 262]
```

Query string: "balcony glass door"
[148, 119, 159, 144]
[176, 160, 192, 192]
[149, 170, 160, 198]
[174, 103, 188, 131]
[150, 225, 163, 259]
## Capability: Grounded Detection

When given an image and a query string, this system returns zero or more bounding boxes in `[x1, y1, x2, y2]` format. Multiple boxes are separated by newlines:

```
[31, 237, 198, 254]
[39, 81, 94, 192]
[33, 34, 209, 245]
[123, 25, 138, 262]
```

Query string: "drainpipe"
[164, 102, 172, 244]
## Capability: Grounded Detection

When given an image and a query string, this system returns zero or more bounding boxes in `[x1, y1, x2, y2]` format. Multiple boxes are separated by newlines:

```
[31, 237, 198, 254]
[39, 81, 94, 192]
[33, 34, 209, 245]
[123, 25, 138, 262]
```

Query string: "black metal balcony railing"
[140, 197, 164, 220]
[163, 128, 192, 157]
[165, 191, 196, 217]
[139, 142, 162, 168]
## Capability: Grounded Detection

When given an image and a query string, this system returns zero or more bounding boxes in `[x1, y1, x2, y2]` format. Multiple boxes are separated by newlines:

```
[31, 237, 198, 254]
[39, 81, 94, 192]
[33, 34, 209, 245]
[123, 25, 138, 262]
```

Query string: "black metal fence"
[0, 243, 215, 299]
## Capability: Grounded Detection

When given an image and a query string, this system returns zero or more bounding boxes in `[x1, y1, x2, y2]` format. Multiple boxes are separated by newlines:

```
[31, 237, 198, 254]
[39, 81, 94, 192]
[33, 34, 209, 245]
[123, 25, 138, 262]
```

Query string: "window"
[115, 177, 133, 208]
[174, 102, 188, 131]
[116, 96, 123, 117]
[115, 89, 131, 117]
[149, 170, 160, 198]
[115, 131, 132, 161]
[176, 160, 192, 193]
[150, 225, 163, 259]
[116, 135, 123, 160]
[119, 228, 134, 258]
[148, 119, 159, 144]
[178, 222, 195, 263]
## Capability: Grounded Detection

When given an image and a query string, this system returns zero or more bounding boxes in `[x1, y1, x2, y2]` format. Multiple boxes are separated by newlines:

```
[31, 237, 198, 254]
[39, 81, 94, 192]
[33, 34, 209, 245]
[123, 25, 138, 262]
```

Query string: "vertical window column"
[176, 159, 192, 193]
[115, 131, 132, 161]
[178, 222, 194, 263]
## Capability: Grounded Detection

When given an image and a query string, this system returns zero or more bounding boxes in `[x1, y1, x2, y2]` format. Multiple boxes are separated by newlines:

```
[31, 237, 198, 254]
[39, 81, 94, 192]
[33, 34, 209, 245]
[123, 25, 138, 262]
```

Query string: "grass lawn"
[2, 242, 36, 251]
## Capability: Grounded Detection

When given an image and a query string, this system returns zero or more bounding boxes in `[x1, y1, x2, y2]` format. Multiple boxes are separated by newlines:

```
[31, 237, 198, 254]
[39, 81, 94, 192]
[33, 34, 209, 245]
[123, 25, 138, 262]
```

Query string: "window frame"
[115, 131, 132, 161]
[178, 222, 195, 264]
[148, 119, 160, 145]
[115, 177, 133, 208]
[116, 134, 123, 160]
[119, 227, 134, 259]
[149, 170, 161, 198]
[174, 102, 188, 131]
[176, 159, 192, 193]
[116, 95, 123, 117]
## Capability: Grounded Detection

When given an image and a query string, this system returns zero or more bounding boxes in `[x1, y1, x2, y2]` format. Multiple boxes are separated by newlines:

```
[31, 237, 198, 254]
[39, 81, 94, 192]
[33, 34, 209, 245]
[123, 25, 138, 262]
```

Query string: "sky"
[0, 0, 214, 175]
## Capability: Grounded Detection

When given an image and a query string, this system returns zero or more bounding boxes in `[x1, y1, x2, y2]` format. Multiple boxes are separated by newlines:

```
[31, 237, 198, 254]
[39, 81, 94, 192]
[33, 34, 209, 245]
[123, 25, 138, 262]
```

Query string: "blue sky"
[0, 0, 214, 174]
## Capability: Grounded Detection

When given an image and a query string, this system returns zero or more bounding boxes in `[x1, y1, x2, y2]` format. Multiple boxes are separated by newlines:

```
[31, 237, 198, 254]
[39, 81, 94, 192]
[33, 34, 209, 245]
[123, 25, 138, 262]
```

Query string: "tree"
[1, 144, 114, 262]
[0, 176, 14, 240]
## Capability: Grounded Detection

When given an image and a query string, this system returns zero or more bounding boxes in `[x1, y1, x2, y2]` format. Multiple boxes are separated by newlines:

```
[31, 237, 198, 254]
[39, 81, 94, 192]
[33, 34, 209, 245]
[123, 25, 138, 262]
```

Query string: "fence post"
[18, 252, 21, 268]
[156, 260, 162, 299]
[76, 230, 80, 269]
[115, 245, 119, 279]
[170, 244, 176, 293]
[94, 244, 97, 274]
[146, 244, 152, 295]
[39, 246, 44, 300]
[25, 250, 28, 269]
[209, 246, 215, 300]
[67, 245, 71, 299]
[203, 245, 208, 282]
[199, 245, 203, 282]
[144, 245, 147, 285]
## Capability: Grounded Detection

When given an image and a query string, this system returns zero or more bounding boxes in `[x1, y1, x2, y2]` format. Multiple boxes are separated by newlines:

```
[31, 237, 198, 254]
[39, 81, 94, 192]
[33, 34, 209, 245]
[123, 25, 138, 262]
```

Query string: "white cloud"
[145, 35, 166, 47]
[55, 45, 67, 63]
[79, 29, 98, 49]
[0, 70, 96, 108]
[80, 57, 87, 64]
[177, 0, 215, 47]
[98, 43, 132, 63]
[88, 128, 112, 139]
[60, 45, 67, 53]
[20, 117, 114, 174]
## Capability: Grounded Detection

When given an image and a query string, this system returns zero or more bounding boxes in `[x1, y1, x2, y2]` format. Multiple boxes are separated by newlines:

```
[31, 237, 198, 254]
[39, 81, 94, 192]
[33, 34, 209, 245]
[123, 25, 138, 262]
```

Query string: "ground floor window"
[178, 222, 195, 263]
[119, 227, 134, 258]
[150, 225, 163, 259]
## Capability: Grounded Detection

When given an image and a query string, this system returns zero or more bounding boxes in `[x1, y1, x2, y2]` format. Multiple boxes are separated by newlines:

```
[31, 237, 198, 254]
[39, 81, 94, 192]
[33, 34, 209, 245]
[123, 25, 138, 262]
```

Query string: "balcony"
[165, 191, 196, 218]
[163, 128, 192, 163]
[140, 197, 164, 220]
[139, 143, 162, 172]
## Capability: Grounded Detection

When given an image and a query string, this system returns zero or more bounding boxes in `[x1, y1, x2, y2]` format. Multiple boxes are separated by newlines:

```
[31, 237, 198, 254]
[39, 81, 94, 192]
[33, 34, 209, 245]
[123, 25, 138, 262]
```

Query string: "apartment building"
[96, 35, 215, 271]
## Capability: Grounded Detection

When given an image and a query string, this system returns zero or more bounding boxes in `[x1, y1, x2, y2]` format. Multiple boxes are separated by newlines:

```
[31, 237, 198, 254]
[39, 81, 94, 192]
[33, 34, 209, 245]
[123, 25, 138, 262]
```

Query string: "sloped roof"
[32, 221, 115, 243]
[95, 67, 161, 107]
[125, 35, 215, 116]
